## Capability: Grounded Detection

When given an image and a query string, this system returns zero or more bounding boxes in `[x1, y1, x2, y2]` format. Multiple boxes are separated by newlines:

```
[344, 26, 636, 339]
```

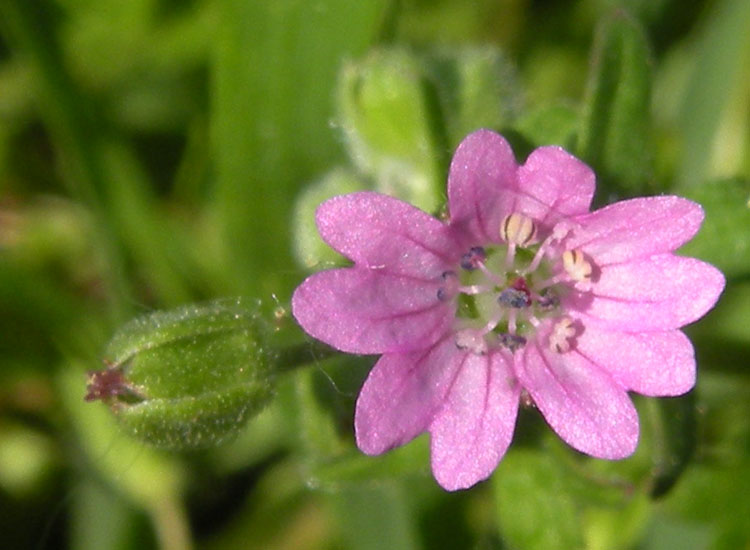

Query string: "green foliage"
[677, 177, 750, 280]
[578, 9, 655, 199]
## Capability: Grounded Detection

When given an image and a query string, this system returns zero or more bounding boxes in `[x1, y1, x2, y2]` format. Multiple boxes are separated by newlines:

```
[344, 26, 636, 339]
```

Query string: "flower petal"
[514, 146, 595, 225]
[575, 326, 695, 396]
[429, 351, 520, 491]
[292, 268, 452, 354]
[567, 197, 705, 265]
[516, 337, 639, 459]
[316, 192, 459, 277]
[447, 129, 518, 244]
[565, 254, 725, 331]
[355, 338, 467, 455]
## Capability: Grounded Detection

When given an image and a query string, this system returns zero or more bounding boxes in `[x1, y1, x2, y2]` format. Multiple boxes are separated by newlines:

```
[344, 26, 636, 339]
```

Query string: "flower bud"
[87, 298, 275, 450]
[337, 48, 441, 212]
[425, 45, 521, 148]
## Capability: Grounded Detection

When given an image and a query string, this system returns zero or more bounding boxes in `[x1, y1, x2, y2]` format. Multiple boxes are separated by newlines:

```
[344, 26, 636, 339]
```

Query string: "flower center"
[437, 213, 592, 355]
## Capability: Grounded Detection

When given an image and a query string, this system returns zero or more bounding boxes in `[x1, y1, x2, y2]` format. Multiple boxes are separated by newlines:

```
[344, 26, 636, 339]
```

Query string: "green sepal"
[90, 298, 275, 450]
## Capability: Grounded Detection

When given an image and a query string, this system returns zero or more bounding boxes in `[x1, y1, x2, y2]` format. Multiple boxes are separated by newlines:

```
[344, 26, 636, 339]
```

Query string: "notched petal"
[515, 146, 595, 224]
[516, 337, 639, 459]
[292, 268, 453, 354]
[447, 129, 518, 244]
[316, 191, 459, 277]
[575, 326, 696, 396]
[567, 196, 705, 265]
[429, 351, 520, 490]
[355, 338, 468, 455]
[566, 254, 725, 331]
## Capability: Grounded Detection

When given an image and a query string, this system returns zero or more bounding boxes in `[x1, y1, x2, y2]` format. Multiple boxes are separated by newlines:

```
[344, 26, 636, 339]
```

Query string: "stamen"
[477, 262, 504, 285]
[500, 213, 536, 246]
[504, 242, 517, 270]
[507, 309, 518, 333]
[525, 232, 556, 273]
[562, 249, 592, 282]
[458, 284, 491, 295]
[549, 317, 576, 353]
[498, 288, 531, 309]
[536, 288, 560, 310]
[437, 271, 459, 301]
[534, 273, 565, 291]
[498, 333, 527, 352]
[460, 247, 486, 270]
[455, 329, 488, 355]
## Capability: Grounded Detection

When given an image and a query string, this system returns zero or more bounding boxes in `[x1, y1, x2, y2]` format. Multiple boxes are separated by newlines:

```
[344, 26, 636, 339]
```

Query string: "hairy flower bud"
[86, 298, 275, 450]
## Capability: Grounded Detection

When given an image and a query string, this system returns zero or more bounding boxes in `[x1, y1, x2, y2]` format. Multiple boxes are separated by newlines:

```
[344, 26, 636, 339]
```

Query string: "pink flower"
[292, 129, 725, 491]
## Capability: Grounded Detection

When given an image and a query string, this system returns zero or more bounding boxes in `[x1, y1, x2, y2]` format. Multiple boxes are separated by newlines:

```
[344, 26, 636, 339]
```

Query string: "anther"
[455, 329, 488, 355]
[562, 249, 592, 282]
[537, 288, 559, 310]
[498, 288, 531, 308]
[498, 333, 527, 352]
[549, 317, 576, 353]
[437, 271, 459, 301]
[500, 213, 536, 246]
[460, 247, 486, 271]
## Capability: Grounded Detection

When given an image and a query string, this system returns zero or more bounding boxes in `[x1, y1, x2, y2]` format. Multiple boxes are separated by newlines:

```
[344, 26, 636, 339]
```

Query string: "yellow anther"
[549, 317, 576, 353]
[500, 213, 536, 246]
[562, 249, 592, 282]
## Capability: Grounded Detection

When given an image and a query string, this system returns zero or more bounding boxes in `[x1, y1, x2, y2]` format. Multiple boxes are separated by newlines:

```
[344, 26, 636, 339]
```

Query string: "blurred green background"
[1, 0, 749, 549]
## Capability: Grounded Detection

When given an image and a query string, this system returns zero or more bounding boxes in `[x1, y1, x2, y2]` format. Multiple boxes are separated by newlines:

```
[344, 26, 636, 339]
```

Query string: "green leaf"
[677, 177, 750, 280]
[578, 10, 655, 198]
[645, 394, 697, 498]
[309, 437, 430, 489]
[495, 446, 654, 550]
[582, 492, 651, 550]
[330, 482, 421, 550]
[687, 280, 750, 373]
[494, 449, 585, 550]
[212, 0, 389, 296]
[677, 0, 750, 187]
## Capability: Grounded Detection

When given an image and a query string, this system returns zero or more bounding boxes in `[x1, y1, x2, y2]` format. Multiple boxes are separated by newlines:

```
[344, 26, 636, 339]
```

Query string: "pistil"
[443, 212, 586, 356]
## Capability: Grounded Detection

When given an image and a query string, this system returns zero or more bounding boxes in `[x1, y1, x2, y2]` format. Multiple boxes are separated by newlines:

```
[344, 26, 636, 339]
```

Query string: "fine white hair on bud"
[562, 249, 592, 282]
[89, 298, 276, 450]
[549, 317, 576, 353]
[500, 213, 536, 246]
